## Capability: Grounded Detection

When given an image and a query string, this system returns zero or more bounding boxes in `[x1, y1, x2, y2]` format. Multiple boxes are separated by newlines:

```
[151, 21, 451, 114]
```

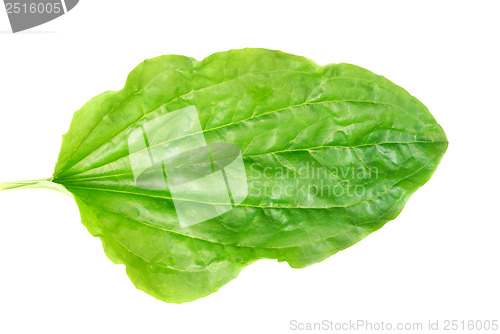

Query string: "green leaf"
[3, 48, 448, 303]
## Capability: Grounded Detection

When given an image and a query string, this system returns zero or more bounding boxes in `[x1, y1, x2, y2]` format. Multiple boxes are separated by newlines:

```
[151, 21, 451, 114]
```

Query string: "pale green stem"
[0, 177, 73, 198]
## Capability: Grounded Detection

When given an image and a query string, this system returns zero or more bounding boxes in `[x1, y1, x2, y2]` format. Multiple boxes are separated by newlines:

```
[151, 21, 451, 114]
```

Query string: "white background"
[0, 1, 499, 333]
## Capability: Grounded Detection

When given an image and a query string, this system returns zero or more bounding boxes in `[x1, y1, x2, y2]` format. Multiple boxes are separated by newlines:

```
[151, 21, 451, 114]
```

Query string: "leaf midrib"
[66, 151, 437, 212]
[56, 98, 429, 181]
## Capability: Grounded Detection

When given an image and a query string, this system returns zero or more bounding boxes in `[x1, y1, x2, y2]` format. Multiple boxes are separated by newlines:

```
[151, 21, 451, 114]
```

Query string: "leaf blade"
[53, 48, 447, 303]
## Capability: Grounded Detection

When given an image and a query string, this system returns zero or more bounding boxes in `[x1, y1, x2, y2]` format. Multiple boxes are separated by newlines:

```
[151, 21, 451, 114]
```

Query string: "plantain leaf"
[2, 49, 447, 303]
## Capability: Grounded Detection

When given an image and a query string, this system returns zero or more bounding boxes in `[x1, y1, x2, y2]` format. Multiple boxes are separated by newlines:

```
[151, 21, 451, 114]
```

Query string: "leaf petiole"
[0, 177, 73, 198]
